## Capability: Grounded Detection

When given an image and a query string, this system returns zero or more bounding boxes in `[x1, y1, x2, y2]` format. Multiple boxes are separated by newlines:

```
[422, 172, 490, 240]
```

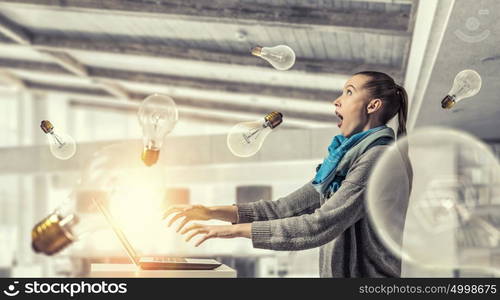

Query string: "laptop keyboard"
[153, 257, 187, 263]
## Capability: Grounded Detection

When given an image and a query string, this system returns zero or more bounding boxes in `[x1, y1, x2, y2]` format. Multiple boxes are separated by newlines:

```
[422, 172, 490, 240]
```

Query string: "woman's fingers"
[185, 228, 208, 242]
[161, 206, 184, 220]
[194, 233, 215, 247]
[167, 212, 186, 227]
[181, 225, 238, 246]
[180, 223, 203, 235]
[176, 217, 191, 233]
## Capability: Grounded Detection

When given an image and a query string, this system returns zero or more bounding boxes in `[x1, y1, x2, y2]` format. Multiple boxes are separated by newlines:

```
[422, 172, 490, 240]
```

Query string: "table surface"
[90, 263, 237, 278]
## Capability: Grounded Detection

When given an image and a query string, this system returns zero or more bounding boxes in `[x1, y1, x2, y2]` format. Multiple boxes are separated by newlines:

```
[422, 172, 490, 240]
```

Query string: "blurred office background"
[0, 0, 499, 277]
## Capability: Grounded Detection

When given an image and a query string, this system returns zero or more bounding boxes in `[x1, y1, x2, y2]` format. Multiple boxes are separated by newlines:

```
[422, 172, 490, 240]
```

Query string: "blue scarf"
[312, 126, 390, 196]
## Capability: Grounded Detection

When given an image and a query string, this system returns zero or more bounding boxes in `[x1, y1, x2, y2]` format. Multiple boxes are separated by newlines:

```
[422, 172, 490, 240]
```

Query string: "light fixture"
[226, 112, 283, 157]
[441, 69, 482, 109]
[251, 45, 296, 71]
[40, 120, 77, 160]
[137, 94, 178, 166]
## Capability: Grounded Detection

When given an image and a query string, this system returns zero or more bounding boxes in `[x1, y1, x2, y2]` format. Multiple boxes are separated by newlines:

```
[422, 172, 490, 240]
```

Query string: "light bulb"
[137, 94, 178, 167]
[251, 45, 296, 71]
[32, 145, 117, 256]
[227, 112, 283, 157]
[32, 141, 167, 255]
[40, 120, 76, 160]
[31, 193, 108, 255]
[367, 127, 500, 275]
[441, 69, 482, 109]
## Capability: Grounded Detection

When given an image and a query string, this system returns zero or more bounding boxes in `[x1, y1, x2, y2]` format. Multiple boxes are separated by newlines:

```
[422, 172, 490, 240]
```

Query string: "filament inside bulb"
[51, 132, 66, 148]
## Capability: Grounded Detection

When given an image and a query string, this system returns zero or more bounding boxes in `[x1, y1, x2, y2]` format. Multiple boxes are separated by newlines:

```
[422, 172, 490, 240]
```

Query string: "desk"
[90, 263, 237, 278]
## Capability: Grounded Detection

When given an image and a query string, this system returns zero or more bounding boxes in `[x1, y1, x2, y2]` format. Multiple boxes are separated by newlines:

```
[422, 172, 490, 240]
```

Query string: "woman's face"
[333, 75, 373, 138]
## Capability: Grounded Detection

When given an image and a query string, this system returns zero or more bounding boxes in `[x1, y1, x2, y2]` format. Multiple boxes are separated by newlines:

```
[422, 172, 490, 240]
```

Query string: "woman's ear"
[366, 98, 383, 115]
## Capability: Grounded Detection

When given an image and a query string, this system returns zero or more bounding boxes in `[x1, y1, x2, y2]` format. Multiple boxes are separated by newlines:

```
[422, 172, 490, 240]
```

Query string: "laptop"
[93, 197, 222, 270]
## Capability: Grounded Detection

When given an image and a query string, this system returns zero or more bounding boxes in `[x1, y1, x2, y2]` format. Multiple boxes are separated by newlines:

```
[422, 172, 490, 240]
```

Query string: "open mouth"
[335, 111, 343, 128]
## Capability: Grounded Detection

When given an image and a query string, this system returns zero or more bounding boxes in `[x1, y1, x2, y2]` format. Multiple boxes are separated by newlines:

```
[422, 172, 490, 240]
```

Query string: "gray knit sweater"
[236, 146, 405, 277]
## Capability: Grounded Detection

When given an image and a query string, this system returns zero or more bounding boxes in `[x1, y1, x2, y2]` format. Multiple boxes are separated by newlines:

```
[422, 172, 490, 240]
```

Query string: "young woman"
[163, 71, 410, 277]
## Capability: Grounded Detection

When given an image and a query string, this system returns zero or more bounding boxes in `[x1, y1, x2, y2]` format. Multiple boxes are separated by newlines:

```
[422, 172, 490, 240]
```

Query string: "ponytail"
[395, 85, 412, 193]
[395, 85, 408, 139]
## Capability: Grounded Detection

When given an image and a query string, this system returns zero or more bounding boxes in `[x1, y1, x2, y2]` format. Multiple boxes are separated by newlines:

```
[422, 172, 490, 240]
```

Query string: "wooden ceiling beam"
[0, 69, 25, 88]
[0, 13, 134, 101]
[0, 13, 31, 45]
[22, 34, 404, 77]
[68, 99, 305, 129]
[0, 0, 412, 35]
[23, 80, 335, 125]
[38, 49, 89, 77]
[0, 57, 339, 101]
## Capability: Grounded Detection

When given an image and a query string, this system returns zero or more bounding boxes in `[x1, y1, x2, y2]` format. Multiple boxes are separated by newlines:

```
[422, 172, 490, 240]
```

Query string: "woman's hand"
[180, 223, 252, 247]
[162, 205, 213, 232]
[162, 205, 239, 232]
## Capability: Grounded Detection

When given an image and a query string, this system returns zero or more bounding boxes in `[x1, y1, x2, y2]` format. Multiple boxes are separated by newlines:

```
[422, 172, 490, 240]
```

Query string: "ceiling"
[0, 0, 417, 130]
[410, 0, 500, 140]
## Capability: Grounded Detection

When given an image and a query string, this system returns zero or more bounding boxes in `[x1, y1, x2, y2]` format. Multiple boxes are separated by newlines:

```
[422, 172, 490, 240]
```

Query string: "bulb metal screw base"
[40, 120, 54, 134]
[31, 213, 74, 256]
[142, 148, 160, 167]
[251, 46, 262, 57]
[264, 112, 283, 129]
[441, 95, 456, 109]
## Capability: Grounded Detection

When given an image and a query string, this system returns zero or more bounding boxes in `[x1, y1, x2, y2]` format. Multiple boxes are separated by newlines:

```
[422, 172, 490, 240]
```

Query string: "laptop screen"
[92, 197, 141, 266]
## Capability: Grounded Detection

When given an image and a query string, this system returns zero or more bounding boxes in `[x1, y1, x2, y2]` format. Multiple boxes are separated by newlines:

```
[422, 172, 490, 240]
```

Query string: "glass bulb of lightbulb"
[251, 45, 296, 71]
[137, 94, 178, 166]
[40, 120, 76, 160]
[441, 69, 482, 109]
[366, 127, 500, 274]
[227, 112, 283, 157]
[32, 141, 167, 256]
